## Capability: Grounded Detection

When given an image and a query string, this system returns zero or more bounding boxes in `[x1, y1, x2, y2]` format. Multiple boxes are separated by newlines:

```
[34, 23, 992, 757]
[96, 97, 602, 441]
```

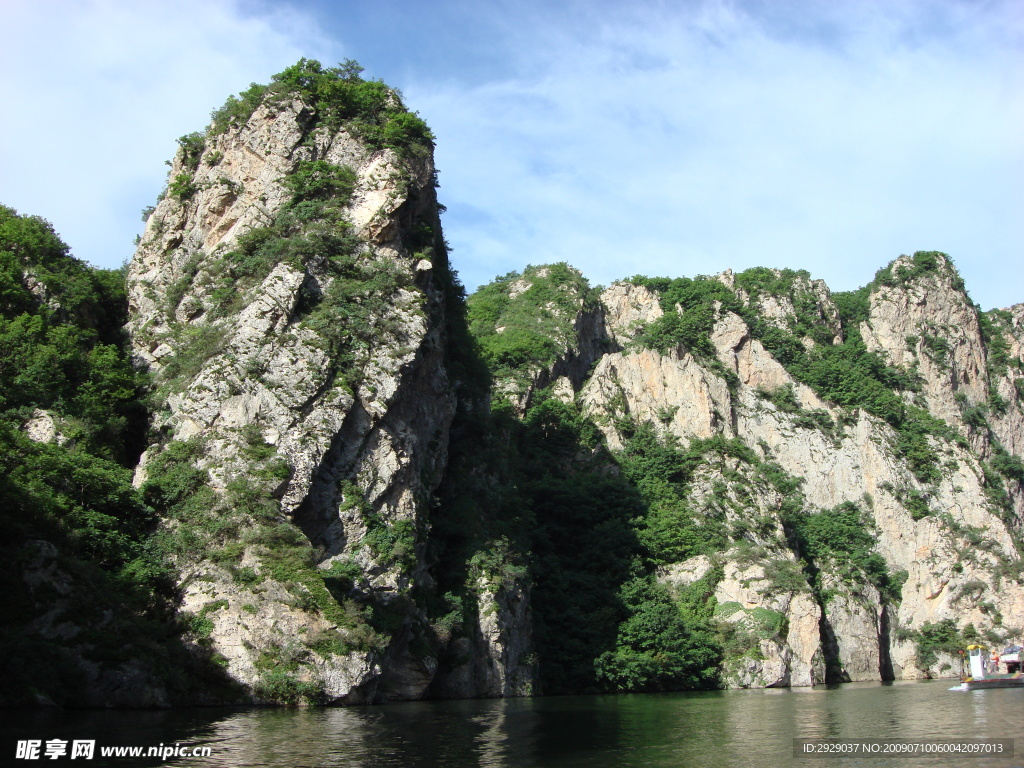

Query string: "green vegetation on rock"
[152, 64, 421, 405]
[0, 206, 238, 706]
[209, 58, 433, 158]
[467, 263, 599, 386]
[787, 500, 902, 602]
[629, 274, 740, 362]
[629, 255, 981, 486]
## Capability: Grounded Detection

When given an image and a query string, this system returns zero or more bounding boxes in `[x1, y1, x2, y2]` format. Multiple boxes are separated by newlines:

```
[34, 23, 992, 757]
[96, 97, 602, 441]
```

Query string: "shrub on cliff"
[209, 58, 433, 158]
[595, 577, 720, 692]
[0, 206, 208, 706]
[467, 263, 599, 382]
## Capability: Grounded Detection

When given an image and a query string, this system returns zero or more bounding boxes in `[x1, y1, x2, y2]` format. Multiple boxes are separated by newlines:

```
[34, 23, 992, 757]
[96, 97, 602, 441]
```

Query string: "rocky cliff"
[123, 61, 534, 704]
[112, 156, 1024, 699]
[5, 64, 1022, 707]
[468, 257, 1024, 689]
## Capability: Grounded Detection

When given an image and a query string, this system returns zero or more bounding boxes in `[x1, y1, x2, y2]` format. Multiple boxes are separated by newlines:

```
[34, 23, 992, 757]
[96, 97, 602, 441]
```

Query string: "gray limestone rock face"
[659, 552, 823, 688]
[23, 409, 66, 445]
[817, 572, 885, 682]
[860, 254, 988, 437]
[430, 575, 537, 700]
[602, 282, 664, 347]
[118, 84, 1020, 702]
[718, 267, 843, 346]
[572, 272, 1024, 688]
[125, 88, 533, 704]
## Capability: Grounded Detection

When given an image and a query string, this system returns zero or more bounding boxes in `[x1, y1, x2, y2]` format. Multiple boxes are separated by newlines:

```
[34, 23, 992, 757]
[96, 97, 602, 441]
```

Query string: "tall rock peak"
[124, 61, 484, 704]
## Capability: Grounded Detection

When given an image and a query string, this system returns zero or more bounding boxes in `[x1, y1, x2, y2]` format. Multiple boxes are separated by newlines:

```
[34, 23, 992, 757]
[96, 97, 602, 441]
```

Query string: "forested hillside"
[0, 205, 234, 705]
[457, 258, 1024, 689]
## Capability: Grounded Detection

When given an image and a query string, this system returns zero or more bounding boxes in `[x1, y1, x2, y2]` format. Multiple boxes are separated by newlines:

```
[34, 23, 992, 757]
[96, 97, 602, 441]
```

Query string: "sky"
[1, 0, 1021, 308]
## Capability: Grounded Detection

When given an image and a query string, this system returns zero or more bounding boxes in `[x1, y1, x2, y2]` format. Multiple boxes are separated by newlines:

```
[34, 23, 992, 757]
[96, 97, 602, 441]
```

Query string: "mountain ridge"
[1, 60, 1022, 706]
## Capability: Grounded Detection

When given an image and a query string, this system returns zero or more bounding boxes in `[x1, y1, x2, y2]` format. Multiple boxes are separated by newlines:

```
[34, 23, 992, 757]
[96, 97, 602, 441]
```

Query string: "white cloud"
[412, 0, 1023, 306]
[2, 0, 1019, 309]
[0, 0, 339, 269]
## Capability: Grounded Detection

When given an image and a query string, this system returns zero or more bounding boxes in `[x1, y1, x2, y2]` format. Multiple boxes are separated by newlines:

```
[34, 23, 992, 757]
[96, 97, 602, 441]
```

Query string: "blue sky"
[1, 0, 1021, 308]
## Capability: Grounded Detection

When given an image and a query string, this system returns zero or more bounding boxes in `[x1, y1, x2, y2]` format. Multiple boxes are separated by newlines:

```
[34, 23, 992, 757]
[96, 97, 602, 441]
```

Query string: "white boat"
[999, 644, 1022, 673]
[949, 644, 1024, 691]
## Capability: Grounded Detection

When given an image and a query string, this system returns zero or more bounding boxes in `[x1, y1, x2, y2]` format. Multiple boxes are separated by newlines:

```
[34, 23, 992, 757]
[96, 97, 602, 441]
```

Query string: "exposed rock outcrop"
[661, 553, 823, 688]
[475, 264, 608, 414]
[860, 255, 987, 437]
[125, 74, 534, 703]
[430, 576, 536, 699]
[485, 256, 1024, 688]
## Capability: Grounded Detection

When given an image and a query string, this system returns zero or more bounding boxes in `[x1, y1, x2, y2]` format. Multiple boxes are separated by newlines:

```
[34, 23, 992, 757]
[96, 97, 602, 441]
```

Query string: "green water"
[5, 680, 1023, 767]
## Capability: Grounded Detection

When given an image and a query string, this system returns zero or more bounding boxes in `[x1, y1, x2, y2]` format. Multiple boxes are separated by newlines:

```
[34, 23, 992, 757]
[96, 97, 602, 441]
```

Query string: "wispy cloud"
[410, 0, 1023, 306]
[0, 0, 339, 268]
[1, 0, 1020, 308]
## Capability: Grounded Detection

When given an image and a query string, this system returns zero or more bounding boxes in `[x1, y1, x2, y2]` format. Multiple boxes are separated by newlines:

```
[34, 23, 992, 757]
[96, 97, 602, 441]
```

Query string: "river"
[5, 680, 1023, 767]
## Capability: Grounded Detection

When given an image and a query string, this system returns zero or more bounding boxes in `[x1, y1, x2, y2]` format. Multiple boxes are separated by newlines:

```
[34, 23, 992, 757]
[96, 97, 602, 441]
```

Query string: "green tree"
[596, 577, 720, 691]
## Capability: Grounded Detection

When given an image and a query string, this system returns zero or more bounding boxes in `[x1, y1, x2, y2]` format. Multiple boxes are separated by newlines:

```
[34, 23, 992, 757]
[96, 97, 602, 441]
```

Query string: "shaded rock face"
[818, 574, 886, 683]
[429, 577, 536, 700]
[126, 93, 532, 703]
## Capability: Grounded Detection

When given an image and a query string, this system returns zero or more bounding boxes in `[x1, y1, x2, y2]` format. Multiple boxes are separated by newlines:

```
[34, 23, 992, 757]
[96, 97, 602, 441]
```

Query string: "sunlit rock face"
[126, 76, 535, 704]
[121, 66, 1023, 701]
[490, 255, 1024, 688]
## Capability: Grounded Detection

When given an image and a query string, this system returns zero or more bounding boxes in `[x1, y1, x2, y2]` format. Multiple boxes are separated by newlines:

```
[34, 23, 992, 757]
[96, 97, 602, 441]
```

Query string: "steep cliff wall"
[468, 257, 1024, 689]
[6, 66, 1021, 706]
[125, 62, 533, 704]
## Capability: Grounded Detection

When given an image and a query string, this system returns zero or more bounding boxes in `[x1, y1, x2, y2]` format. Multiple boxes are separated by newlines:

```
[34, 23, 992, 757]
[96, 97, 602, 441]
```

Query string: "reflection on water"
[5, 681, 1024, 767]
